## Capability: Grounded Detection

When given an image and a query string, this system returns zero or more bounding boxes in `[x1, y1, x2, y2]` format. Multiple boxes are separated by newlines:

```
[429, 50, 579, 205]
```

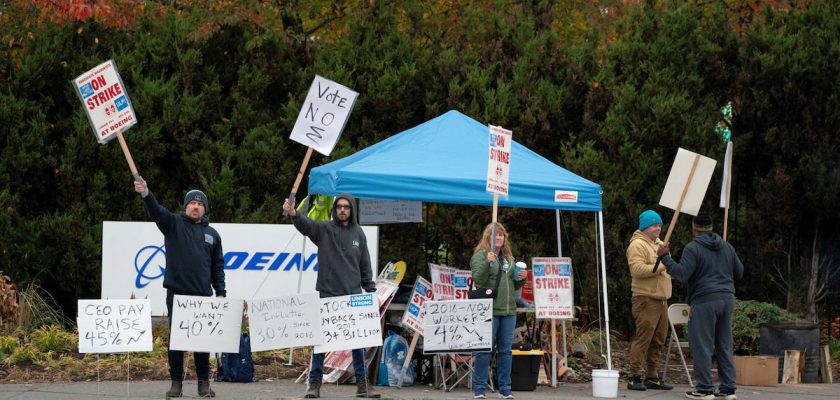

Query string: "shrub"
[732, 300, 799, 355]
[15, 284, 69, 335]
[0, 335, 18, 355]
[31, 324, 75, 353]
[4, 344, 39, 366]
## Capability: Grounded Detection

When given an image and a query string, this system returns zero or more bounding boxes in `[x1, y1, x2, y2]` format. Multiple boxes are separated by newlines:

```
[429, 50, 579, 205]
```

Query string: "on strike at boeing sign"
[423, 299, 492, 353]
[169, 295, 244, 354]
[314, 293, 382, 354]
[289, 75, 358, 156]
[429, 263, 472, 300]
[532, 257, 574, 319]
[486, 125, 512, 196]
[401, 276, 434, 335]
[72, 59, 137, 144]
[77, 299, 152, 353]
[248, 293, 322, 352]
[101, 222, 378, 316]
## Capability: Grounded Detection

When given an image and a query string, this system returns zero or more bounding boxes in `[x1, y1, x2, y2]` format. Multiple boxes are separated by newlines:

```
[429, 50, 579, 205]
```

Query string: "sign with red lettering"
[289, 75, 358, 156]
[429, 263, 472, 301]
[532, 257, 574, 319]
[401, 276, 434, 335]
[72, 59, 138, 144]
[486, 125, 512, 196]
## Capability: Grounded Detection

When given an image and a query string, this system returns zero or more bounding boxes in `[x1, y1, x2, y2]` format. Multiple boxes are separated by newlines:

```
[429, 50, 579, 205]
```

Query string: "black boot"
[305, 380, 322, 398]
[197, 379, 216, 398]
[165, 380, 183, 398]
[355, 380, 381, 398]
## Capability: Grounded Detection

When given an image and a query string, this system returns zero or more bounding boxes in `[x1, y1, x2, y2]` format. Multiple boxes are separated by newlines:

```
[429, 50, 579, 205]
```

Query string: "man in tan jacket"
[625, 210, 673, 391]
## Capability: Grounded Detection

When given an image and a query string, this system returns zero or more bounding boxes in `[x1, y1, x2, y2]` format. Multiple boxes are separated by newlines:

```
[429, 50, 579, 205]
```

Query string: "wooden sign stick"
[115, 132, 141, 181]
[285, 147, 315, 215]
[396, 332, 420, 388]
[653, 154, 700, 273]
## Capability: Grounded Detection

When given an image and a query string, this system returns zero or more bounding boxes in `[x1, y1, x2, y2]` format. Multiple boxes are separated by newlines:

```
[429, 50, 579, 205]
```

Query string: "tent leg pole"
[597, 212, 612, 370]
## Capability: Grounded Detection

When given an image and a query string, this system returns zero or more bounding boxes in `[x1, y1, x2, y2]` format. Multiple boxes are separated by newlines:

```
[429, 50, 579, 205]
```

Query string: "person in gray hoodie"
[658, 211, 744, 400]
[134, 178, 225, 398]
[283, 193, 379, 399]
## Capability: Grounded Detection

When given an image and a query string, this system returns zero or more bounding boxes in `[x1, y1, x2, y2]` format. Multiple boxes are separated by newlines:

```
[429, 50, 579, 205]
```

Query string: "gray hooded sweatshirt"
[291, 193, 376, 298]
[661, 232, 744, 305]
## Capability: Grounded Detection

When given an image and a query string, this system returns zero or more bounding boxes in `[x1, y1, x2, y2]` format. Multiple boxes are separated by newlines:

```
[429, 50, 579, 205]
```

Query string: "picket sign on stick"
[72, 59, 141, 181]
[720, 141, 734, 241]
[285, 75, 358, 214]
[486, 125, 512, 254]
[654, 148, 717, 272]
[397, 276, 434, 387]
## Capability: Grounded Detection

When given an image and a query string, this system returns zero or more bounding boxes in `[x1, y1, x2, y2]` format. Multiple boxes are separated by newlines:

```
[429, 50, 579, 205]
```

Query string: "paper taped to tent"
[309, 110, 602, 211]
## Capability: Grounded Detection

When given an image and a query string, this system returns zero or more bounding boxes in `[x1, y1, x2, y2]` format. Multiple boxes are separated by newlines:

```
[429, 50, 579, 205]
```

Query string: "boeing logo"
[134, 245, 166, 289]
[133, 245, 319, 289]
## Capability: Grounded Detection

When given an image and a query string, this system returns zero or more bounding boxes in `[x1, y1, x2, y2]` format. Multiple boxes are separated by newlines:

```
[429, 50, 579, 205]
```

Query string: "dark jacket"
[469, 250, 525, 316]
[291, 193, 375, 297]
[662, 232, 743, 305]
[142, 192, 226, 297]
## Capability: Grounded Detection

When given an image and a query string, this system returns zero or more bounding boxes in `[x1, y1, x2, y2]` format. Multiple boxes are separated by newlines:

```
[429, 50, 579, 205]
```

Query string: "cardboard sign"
[77, 299, 152, 353]
[289, 75, 358, 156]
[247, 293, 321, 352]
[532, 257, 574, 319]
[401, 276, 434, 334]
[359, 199, 423, 224]
[314, 293, 382, 354]
[72, 59, 137, 144]
[429, 263, 472, 301]
[423, 299, 492, 353]
[659, 148, 717, 216]
[169, 295, 244, 353]
[486, 125, 512, 196]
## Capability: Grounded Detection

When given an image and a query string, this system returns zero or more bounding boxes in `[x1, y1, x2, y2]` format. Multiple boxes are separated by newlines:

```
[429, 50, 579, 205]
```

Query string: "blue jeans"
[309, 348, 366, 383]
[473, 314, 516, 394]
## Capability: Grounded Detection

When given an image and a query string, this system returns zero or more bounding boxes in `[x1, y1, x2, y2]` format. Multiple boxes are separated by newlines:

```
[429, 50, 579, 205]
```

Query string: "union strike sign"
[72, 59, 137, 144]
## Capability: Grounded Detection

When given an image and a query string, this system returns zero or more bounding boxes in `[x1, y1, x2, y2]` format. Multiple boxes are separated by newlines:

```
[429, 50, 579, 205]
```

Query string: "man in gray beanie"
[134, 178, 226, 398]
[659, 211, 744, 400]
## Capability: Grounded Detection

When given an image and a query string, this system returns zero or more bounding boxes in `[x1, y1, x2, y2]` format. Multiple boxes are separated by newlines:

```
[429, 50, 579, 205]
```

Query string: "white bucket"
[591, 369, 619, 398]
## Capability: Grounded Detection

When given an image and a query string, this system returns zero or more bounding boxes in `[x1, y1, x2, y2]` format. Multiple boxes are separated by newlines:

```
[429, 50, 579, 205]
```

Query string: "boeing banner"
[102, 221, 379, 316]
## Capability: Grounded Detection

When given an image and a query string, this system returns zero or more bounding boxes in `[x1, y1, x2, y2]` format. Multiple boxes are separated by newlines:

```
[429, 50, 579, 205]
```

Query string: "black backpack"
[215, 333, 255, 383]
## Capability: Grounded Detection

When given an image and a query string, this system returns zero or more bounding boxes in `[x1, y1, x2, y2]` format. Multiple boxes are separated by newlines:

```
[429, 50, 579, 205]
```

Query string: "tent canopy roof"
[308, 110, 602, 211]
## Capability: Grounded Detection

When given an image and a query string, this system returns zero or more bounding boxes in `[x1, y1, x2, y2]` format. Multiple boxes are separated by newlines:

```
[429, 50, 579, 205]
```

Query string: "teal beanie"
[638, 210, 662, 231]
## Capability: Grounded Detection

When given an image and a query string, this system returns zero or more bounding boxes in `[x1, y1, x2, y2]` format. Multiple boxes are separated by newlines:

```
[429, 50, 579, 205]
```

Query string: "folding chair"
[663, 303, 693, 387]
[434, 353, 495, 392]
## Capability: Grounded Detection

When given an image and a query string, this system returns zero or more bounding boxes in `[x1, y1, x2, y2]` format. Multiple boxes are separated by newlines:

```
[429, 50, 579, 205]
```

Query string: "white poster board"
[359, 199, 423, 224]
[532, 257, 574, 319]
[247, 293, 322, 352]
[423, 299, 492, 353]
[289, 75, 358, 156]
[72, 59, 137, 144]
[77, 299, 152, 353]
[659, 148, 717, 216]
[401, 276, 434, 334]
[486, 125, 512, 196]
[169, 295, 244, 353]
[314, 293, 382, 354]
[429, 263, 472, 301]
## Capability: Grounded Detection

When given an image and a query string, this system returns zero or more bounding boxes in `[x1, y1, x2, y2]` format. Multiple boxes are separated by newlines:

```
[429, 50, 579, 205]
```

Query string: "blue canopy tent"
[307, 110, 615, 375]
[309, 110, 601, 211]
